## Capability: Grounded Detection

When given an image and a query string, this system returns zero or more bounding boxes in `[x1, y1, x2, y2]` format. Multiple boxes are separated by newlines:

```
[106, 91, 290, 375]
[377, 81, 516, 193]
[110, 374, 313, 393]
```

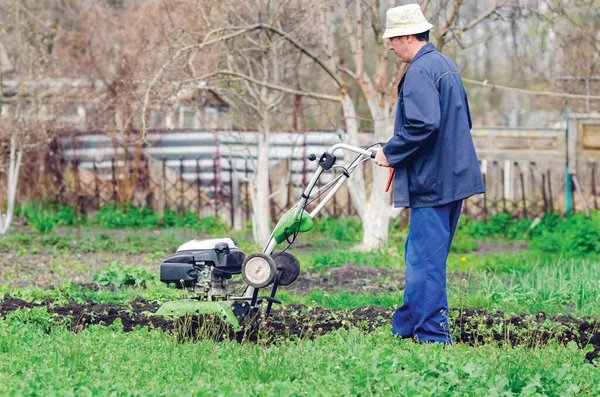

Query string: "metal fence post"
[93, 159, 100, 209]
[501, 168, 507, 213]
[592, 162, 598, 210]
[73, 159, 81, 213]
[196, 156, 202, 217]
[547, 169, 554, 212]
[519, 164, 527, 218]
[302, 133, 308, 189]
[229, 166, 234, 227]
[111, 157, 117, 205]
[158, 156, 166, 216]
[213, 157, 219, 217]
[179, 156, 185, 215]
[483, 173, 488, 221]
[245, 159, 250, 224]
[542, 173, 548, 213]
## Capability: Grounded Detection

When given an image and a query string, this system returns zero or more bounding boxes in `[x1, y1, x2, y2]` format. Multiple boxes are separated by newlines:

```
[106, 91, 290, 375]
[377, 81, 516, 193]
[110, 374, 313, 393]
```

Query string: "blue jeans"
[392, 200, 462, 343]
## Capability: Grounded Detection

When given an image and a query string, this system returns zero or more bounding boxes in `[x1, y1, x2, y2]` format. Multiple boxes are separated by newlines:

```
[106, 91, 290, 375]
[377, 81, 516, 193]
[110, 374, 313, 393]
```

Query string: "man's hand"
[374, 149, 390, 167]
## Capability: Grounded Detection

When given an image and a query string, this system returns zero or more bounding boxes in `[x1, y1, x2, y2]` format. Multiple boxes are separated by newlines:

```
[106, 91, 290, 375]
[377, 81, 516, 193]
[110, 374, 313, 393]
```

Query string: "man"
[374, 4, 484, 344]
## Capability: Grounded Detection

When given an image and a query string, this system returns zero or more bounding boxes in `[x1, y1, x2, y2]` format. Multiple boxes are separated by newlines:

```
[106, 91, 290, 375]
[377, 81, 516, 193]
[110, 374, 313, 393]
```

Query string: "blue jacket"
[383, 43, 484, 208]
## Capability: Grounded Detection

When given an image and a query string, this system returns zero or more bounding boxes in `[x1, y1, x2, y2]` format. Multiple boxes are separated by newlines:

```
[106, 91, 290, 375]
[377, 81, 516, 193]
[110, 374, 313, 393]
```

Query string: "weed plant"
[278, 290, 403, 309]
[93, 261, 155, 288]
[95, 205, 161, 228]
[0, 231, 183, 255]
[450, 259, 600, 316]
[11, 204, 230, 235]
[312, 216, 363, 243]
[20, 203, 85, 234]
[308, 245, 401, 270]
[22, 204, 58, 234]
[0, 280, 188, 306]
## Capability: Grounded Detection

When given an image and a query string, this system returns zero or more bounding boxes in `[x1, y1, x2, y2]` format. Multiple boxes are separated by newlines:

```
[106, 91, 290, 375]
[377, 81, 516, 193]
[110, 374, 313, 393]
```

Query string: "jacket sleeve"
[382, 69, 441, 168]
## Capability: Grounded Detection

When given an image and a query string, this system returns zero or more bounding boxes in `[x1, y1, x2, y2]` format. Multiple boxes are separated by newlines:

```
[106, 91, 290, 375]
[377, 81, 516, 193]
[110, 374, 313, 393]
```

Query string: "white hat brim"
[382, 21, 434, 39]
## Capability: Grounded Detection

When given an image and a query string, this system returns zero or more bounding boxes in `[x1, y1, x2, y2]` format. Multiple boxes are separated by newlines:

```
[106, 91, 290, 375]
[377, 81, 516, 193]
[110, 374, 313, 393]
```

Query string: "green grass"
[277, 290, 403, 309]
[0, 230, 183, 256]
[0, 282, 190, 306]
[450, 260, 600, 317]
[297, 245, 403, 270]
[3, 216, 600, 395]
[0, 318, 597, 396]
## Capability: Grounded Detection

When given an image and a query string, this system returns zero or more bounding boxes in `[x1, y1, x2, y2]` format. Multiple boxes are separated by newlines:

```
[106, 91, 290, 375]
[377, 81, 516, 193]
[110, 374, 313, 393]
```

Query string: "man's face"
[388, 36, 408, 62]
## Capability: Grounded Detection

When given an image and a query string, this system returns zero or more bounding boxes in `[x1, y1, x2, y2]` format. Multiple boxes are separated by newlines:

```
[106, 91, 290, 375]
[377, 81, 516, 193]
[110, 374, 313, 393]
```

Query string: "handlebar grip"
[385, 168, 395, 192]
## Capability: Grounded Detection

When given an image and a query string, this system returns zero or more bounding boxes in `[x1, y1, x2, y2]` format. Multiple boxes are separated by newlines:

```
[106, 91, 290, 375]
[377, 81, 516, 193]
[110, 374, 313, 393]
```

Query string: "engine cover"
[159, 238, 245, 289]
[160, 262, 197, 288]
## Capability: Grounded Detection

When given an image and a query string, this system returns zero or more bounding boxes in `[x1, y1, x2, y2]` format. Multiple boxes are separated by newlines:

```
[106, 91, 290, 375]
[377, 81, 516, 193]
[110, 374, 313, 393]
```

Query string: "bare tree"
[70, 2, 180, 206]
[139, 0, 519, 249]
[212, 2, 324, 245]
[0, 0, 62, 234]
[274, 0, 516, 249]
[141, 1, 322, 244]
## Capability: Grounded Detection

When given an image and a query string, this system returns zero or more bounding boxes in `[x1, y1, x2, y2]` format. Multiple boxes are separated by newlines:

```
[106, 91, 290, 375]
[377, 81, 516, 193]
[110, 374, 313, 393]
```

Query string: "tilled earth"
[1, 295, 598, 363]
[231, 264, 406, 295]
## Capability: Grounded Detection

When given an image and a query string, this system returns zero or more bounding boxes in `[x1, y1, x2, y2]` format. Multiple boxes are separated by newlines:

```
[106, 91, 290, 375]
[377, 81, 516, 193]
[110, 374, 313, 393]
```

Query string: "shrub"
[530, 213, 600, 256]
[55, 205, 84, 226]
[313, 216, 362, 243]
[162, 209, 206, 229]
[162, 209, 182, 227]
[94, 205, 160, 229]
[23, 204, 58, 234]
[94, 206, 227, 233]
[94, 205, 131, 228]
[193, 216, 228, 234]
[458, 213, 515, 240]
[450, 236, 479, 253]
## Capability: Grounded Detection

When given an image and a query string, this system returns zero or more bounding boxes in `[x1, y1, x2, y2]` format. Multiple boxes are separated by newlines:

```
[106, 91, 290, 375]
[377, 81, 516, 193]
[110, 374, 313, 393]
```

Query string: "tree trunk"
[361, 197, 393, 250]
[342, 95, 397, 250]
[0, 134, 23, 236]
[250, 105, 272, 246]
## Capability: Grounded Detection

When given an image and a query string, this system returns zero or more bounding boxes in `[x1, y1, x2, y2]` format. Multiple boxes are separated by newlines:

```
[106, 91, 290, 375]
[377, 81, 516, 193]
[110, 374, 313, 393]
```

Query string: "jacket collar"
[397, 43, 436, 96]
[411, 42, 436, 64]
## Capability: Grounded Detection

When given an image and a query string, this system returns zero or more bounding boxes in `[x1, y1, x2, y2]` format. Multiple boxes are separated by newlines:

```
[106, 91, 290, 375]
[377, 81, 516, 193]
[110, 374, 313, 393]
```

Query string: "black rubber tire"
[272, 252, 301, 286]
[241, 253, 278, 288]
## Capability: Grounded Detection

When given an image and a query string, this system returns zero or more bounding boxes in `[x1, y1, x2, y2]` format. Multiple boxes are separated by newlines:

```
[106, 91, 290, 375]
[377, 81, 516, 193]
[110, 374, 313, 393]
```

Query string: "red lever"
[385, 168, 395, 192]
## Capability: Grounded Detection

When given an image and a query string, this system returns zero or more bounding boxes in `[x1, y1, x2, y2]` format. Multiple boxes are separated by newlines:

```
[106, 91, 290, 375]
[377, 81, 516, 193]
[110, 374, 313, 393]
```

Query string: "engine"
[159, 238, 246, 300]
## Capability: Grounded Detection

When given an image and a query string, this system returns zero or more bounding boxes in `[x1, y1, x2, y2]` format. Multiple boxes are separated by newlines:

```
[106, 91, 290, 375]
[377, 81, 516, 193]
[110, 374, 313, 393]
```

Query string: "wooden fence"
[8, 122, 600, 227]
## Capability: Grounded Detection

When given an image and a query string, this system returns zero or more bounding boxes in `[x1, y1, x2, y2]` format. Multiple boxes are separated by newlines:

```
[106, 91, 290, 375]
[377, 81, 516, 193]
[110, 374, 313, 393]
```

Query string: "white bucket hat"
[382, 4, 433, 39]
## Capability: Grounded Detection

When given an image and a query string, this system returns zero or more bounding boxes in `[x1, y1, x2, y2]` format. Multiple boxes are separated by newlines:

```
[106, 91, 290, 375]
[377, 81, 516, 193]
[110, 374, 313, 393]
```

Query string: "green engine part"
[154, 300, 241, 332]
[272, 209, 314, 244]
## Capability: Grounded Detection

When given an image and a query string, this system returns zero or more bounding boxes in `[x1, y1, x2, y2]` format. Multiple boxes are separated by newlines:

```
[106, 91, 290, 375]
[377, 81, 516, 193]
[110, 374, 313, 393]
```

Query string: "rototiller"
[155, 143, 383, 331]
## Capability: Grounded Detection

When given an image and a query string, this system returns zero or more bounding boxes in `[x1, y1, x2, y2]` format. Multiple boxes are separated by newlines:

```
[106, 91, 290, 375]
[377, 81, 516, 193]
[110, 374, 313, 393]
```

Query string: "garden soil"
[1, 296, 599, 363]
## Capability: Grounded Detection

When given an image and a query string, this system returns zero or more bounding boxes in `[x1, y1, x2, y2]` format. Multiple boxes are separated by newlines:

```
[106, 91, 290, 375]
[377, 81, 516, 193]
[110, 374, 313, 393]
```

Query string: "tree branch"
[462, 77, 600, 100]
[338, 0, 359, 73]
[194, 70, 343, 102]
[258, 23, 344, 88]
[439, 0, 463, 40]
[141, 25, 263, 136]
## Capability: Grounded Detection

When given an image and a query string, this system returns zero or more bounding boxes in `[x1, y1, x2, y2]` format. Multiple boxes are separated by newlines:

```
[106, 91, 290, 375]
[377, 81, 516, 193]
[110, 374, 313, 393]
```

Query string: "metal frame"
[240, 143, 377, 303]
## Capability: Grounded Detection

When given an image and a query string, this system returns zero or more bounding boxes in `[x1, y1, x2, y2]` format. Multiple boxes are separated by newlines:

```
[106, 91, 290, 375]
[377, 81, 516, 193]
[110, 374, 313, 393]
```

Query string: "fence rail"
[57, 154, 577, 229]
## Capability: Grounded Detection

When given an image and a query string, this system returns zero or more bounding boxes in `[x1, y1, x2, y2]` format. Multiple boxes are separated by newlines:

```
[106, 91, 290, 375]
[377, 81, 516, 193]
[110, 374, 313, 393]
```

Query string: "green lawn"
[1, 214, 600, 395]
[0, 320, 596, 396]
